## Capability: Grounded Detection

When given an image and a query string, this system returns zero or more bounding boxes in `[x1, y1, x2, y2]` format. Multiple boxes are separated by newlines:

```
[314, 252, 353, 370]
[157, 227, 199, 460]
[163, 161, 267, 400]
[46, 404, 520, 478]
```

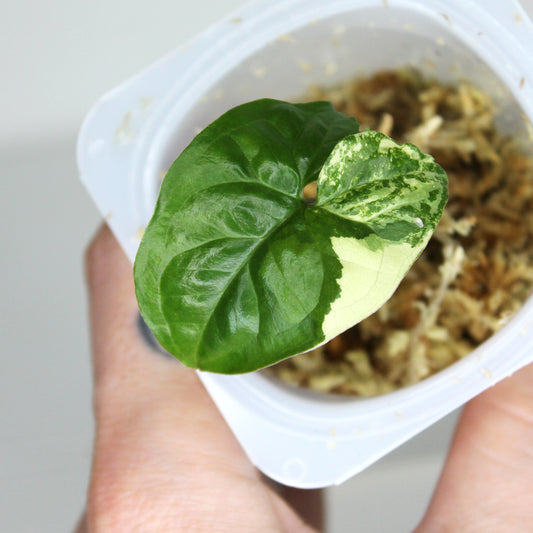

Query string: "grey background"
[2, 1, 532, 531]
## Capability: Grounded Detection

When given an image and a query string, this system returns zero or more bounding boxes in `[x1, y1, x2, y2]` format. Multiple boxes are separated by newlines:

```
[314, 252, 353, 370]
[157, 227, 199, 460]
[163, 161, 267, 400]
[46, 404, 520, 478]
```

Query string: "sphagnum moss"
[269, 69, 533, 396]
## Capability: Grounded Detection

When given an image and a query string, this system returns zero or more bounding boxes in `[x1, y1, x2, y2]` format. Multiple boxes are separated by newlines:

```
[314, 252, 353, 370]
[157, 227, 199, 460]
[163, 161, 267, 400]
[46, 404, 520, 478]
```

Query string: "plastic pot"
[78, 0, 533, 488]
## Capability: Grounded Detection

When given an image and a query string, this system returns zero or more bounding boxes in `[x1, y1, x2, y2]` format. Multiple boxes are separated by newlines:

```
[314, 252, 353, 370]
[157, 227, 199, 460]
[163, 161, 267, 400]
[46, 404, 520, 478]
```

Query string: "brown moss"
[268, 69, 533, 396]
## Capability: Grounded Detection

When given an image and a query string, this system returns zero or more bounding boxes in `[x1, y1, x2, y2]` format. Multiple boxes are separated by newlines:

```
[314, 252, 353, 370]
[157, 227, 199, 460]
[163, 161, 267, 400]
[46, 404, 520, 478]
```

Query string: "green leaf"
[134, 99, 447, 374]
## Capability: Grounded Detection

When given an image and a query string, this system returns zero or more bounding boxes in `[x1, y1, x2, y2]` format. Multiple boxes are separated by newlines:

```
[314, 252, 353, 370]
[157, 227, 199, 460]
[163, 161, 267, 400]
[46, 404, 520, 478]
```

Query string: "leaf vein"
[192, 209, 302, 364]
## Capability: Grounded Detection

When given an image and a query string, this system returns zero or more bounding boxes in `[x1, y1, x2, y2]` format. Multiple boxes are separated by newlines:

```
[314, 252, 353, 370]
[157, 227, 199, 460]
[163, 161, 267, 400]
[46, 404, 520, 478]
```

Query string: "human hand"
[77, 224, 533, 532]
[415, 350, 533, 531]
[77, 225, 322, 532]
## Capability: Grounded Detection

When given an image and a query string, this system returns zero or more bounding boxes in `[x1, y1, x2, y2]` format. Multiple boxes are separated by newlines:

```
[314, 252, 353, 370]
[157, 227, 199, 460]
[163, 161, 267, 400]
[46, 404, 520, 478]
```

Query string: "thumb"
[416, 362, 533, 532]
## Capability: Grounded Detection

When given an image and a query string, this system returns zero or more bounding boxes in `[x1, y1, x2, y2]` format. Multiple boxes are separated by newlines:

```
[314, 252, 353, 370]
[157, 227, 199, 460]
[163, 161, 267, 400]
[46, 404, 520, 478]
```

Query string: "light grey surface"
[2, 1, 532, 532]
[1, 139, 98, 532]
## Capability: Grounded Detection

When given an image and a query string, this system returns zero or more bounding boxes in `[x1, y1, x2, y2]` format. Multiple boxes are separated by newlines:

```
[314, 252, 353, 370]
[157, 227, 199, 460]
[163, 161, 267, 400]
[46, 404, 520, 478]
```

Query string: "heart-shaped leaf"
[134, 99, 448, 373]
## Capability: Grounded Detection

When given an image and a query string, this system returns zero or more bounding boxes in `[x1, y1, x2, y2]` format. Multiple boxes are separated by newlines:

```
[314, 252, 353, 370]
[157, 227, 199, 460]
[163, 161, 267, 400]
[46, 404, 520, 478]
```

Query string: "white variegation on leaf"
[317, 130, 448, 341]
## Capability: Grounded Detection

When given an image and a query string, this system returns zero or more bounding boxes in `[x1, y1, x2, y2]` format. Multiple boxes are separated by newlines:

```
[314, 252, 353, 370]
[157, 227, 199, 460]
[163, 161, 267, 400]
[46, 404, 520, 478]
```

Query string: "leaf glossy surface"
[134, 100, 447, 373]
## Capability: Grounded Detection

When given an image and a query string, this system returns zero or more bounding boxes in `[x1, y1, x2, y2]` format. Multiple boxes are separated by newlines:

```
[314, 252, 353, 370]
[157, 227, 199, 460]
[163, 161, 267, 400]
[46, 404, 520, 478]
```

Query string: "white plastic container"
[78, 0, 533, 488]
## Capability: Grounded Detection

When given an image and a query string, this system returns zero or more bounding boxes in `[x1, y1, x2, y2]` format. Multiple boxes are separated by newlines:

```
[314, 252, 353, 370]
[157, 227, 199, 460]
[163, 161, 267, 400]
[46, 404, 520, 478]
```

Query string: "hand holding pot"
[76, 224, 533, 532]
[77, 225, 322, 533]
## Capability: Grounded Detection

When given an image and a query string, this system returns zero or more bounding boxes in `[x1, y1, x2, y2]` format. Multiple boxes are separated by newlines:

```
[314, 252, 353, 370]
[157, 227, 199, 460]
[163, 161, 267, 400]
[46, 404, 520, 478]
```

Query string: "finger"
[416, 362, 533, 532]
[85, 225, 214, 415]
[85, 223, 148, 386]
[85, 224, 251, 464]
[85, 225, 193, 389]
[84, 225, 261, 527]
[84, 225, 323, 533]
